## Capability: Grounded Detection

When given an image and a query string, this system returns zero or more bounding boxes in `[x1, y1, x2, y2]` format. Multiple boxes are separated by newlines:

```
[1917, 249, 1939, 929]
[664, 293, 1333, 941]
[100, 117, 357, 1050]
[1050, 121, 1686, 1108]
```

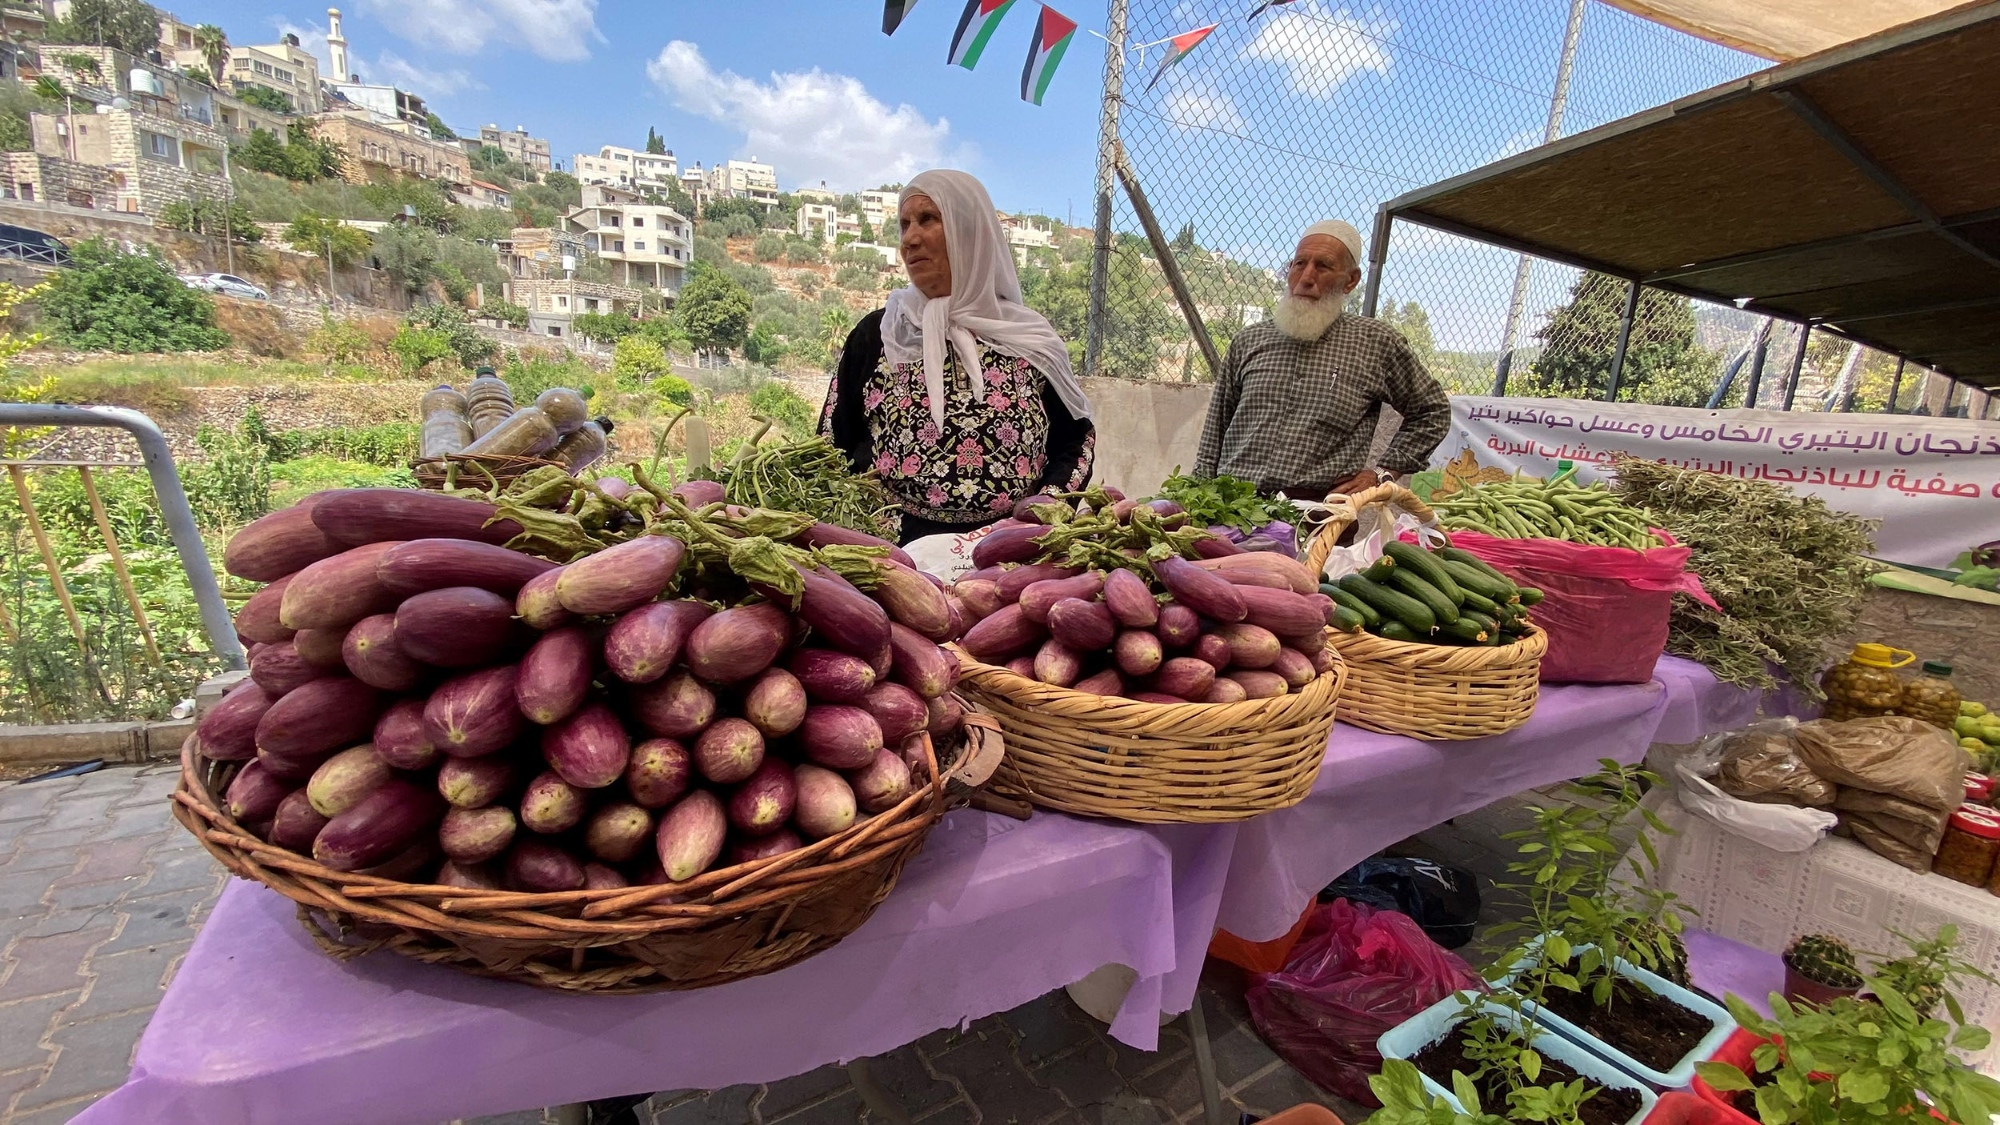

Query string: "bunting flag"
[1246, 0, 1300, 18]
[1143, 23, 1217, 92]
[1019, 5, 1077, 105]
[883, 0, 919, 35]
[949, 0, 1017, 69]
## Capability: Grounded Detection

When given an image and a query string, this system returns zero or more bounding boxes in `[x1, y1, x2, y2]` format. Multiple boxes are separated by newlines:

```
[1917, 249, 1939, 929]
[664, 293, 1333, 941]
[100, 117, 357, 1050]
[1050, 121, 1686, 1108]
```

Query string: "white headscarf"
[881, 170, 1091, 430]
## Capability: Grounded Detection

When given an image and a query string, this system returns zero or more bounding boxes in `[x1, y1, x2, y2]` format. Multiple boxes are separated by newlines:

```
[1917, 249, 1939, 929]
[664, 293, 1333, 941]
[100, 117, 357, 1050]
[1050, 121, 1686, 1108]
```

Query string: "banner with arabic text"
[1435, 397, 2000, 566]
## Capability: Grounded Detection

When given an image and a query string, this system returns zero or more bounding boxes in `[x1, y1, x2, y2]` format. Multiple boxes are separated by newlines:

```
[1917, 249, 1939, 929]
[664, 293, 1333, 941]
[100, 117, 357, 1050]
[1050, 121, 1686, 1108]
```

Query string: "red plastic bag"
[1245, 898, 1485, 1106]
[1433, 530, 1717, 685]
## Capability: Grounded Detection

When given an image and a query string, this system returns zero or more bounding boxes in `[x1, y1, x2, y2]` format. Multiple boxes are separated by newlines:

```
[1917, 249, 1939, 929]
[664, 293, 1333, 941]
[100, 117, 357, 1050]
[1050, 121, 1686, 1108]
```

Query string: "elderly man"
[1195, 219, 1450, 498]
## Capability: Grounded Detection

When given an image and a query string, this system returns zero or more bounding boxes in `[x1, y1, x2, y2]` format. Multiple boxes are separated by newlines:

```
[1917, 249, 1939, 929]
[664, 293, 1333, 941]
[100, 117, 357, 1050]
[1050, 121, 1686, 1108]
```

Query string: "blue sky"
[171, 0, 1763, 348]
[174, 0, 1110, 220]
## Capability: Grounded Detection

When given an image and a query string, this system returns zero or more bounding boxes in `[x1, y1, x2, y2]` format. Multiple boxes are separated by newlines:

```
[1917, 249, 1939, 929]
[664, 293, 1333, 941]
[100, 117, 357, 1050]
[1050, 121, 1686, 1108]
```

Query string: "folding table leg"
[1186, 994, 1227, 1125]
[847, 1057, 913, 1125]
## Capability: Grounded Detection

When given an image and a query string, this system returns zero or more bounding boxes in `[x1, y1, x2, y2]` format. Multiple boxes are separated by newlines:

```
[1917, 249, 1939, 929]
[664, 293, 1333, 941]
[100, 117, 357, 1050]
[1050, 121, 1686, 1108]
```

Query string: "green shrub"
[753, 232, 784, 262]
[391, 325, 454, 373]
[834, 263, 881, 292]
[41, 239, 229, 353]
[271, 456, 417, 505]
[613, 336, 671, 388]
[572, 311, 636, 345]
[160, 198, 260, 242]
[405, 303, 495, 367]
[262, 422, 420, 466]
[749, 380, 813, 435]
[480, 300, 529, 329]
[286, 213, 370, 267]
[655, 374, 694, 408]
[502, 353, 595, 402]
[306, 313, 371, 365]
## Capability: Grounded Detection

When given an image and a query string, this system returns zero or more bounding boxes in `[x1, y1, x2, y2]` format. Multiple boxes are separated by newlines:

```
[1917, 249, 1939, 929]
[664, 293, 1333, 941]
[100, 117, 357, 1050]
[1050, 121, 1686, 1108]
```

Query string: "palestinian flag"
[949, 0, 1016, 70]
[1247, 0, 1299, 18]
[883, 0, 918, 35]
[1143, 23, 1216, 93]
[1019, 6, 1078, 105]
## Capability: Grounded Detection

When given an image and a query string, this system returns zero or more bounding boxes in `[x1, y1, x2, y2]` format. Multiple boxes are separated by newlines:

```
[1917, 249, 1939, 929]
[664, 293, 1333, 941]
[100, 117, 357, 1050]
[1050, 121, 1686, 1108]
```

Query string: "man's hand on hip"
[1327, 469, 1380, 496]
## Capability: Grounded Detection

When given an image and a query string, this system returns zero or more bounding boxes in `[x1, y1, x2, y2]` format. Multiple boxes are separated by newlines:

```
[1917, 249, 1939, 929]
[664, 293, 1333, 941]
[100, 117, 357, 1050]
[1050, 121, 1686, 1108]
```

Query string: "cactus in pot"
[1782, 933, 1863, 1006]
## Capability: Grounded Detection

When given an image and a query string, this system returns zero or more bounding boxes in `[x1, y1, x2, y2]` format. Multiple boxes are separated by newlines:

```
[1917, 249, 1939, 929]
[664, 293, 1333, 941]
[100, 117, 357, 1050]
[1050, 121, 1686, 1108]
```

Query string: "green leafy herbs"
[1610, 455, 1880, 694]
[705, 433, 897, 542]
[1695, 926, 2000, 1125]
[1155, 469, 1301, 535]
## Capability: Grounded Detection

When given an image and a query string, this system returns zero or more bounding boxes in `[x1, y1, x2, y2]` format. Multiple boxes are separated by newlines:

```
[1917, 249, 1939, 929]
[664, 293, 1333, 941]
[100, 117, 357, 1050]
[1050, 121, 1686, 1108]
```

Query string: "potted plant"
[1696, 926, 2000, 1125]
[1863, 926, 1974, 1018]
[1779, 934, 1863, 1007]
[1486, 761, 1735, 1087]
[1366, 1054, 1624, 1125]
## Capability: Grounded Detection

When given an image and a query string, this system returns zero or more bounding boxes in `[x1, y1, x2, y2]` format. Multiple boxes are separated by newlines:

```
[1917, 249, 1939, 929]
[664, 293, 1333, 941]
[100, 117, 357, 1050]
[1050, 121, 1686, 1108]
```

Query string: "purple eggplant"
[542, 702, 632, 789]
[1153, 557, 1247, 624]
[604, 600, 712, 684]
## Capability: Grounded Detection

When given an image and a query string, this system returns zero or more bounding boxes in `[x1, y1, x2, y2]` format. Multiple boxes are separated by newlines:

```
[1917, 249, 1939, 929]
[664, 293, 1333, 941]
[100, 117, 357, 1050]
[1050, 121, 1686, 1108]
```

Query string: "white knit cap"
[1300, 220, 1364, 269]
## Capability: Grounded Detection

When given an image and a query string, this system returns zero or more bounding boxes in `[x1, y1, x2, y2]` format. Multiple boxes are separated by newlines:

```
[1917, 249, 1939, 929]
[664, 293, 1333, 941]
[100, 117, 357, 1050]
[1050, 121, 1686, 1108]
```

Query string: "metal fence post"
[1780, 325, 1812, 411]
[1497, 0, 1588, 359]
[1741, 331, 1772, 408]
[1361, 208, 1392, 317]
[1492, 349, 1513, 396]
[1083, 0, 1128, 379]
[1885, 357, 1906, 413]
[0, 404, 245, 670]
[1604, 280, 1640, 401]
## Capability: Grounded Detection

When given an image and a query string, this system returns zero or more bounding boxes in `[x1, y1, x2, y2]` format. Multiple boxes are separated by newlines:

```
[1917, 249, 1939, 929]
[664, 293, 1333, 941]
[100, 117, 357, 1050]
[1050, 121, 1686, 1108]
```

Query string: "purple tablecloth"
[76, 667, 1761, 1125]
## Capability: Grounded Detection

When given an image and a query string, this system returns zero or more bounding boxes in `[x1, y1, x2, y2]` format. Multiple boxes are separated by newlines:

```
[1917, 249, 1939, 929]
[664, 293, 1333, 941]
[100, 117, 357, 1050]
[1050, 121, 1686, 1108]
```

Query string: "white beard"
[1272, 293, 1345, 342]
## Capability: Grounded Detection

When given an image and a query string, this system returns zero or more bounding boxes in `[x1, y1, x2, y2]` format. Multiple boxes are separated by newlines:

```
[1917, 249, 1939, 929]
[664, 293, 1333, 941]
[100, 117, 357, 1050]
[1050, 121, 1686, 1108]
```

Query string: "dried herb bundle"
[1609, 455, 1879, 694]
[709, 432, 897, 542]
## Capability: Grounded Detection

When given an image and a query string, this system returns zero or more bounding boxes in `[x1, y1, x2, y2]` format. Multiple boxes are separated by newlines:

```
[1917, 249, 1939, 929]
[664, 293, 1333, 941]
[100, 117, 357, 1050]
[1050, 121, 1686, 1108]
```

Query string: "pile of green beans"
[1434, 468, 1662, 549]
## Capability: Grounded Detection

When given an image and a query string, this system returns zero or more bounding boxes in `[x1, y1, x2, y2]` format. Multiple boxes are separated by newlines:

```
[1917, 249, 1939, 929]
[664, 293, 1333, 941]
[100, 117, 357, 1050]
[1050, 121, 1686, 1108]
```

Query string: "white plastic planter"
[1503, 939, 1736, 1089]
[1376, 992, 1658, 1125]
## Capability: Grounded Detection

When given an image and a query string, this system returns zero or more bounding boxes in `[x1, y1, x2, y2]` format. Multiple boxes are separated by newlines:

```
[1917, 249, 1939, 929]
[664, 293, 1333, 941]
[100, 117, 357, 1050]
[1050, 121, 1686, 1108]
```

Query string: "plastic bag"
[903, 527, 991, 584]
[1793, 716, 1969, 812]
[1706, 718, 1837, 808]
[1433, 530, 1717, 685]
[1324, 857, 1483, 949]
[1298, 493, 1443, 583]
[1673, 757, 1838, 852]
[1245, 898, 1485, 1106]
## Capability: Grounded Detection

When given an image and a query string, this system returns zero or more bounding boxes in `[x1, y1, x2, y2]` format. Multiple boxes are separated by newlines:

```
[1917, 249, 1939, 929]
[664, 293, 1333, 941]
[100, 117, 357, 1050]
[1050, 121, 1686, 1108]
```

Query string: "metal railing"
[0, 236, 68, 267]
[0, 404, 243, 671]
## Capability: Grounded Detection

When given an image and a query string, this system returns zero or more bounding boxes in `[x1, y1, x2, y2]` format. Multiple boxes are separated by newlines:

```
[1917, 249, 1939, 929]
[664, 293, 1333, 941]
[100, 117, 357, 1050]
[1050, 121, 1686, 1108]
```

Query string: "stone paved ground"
[0, 763, 1578, 1125]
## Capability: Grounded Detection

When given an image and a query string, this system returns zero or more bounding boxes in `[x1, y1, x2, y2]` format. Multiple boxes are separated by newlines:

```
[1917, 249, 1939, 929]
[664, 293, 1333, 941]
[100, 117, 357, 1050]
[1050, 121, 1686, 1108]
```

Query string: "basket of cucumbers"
[1306, 485, 1547, 740]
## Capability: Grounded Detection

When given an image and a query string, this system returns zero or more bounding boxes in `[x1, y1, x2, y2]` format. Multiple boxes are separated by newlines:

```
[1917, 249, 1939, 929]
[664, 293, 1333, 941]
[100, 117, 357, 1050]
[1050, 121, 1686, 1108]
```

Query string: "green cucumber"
[1459, 609, 1500, 636]
[1438, 546, 1510, 584]
[1440, 559, 1518, 603]
[1441, 617, 1490, 644]
[1338, 574, 1435, 634]
[1330, 605, 1366, 634]
[1322, 584, 1382, 628]
[1376, 620, 1419, 643]
[1386, 568, 1460, 626]
[1362, 556, 1399, 584]
[1517, 586, 1545, 606]
[1384, 542, 1464, 605]
[1457, 586, 1501, 616]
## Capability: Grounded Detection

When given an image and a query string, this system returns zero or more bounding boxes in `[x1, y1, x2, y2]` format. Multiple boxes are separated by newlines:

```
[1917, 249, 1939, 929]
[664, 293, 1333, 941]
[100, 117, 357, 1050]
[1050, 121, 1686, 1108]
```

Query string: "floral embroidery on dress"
[863, 345, 1055, 524]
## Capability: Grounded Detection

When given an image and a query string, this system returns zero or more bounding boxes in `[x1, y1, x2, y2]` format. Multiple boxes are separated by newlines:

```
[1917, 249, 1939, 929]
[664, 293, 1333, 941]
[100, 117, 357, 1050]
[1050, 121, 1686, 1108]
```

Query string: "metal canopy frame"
[1359, 0, 2000, 405]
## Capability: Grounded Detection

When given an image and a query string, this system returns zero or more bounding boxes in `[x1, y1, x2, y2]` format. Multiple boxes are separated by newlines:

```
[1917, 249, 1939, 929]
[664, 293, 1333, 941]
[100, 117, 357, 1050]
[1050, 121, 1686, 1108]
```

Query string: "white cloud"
[1242, 2, 1397, 101]
[370, 52, 482, 99]
[1488, 127, 1545, 163]
[1162, 83, 1245, 133]
[646, 41, 965, 190]
[356, 0, 601, 62]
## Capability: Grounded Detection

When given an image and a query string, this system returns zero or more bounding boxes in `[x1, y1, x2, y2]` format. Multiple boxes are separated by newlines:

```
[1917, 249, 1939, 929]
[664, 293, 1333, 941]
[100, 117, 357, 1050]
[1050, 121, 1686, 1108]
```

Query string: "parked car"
[0, 223, 70, 267]
[179, 273, 269, 300]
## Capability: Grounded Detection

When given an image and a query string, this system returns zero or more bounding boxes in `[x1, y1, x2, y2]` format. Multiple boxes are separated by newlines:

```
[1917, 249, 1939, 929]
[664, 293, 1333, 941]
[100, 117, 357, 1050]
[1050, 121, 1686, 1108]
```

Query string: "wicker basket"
[170, 707, 1003, 993]
[1327, 624, 1547, 739]
[1303, 481, 1546, 740]
[954, 649, 1343, 823]
[409, 453, 563, 492]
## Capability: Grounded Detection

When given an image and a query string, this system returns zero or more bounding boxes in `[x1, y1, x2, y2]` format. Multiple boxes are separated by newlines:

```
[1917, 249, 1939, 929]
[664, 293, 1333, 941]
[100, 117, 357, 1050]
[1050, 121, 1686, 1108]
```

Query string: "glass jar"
[1902, 661, 1962, 731]
[1966, 773, 1995, 806]
[1820, 643, 1914, 721]
[1936, 805, 2000, 888]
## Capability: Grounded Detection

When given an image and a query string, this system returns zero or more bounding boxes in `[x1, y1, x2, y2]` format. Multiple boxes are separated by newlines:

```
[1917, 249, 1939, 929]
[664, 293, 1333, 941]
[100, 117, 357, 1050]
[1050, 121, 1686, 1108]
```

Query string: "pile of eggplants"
[950, 488, 1337, 703]
[204, 483, 967, 894]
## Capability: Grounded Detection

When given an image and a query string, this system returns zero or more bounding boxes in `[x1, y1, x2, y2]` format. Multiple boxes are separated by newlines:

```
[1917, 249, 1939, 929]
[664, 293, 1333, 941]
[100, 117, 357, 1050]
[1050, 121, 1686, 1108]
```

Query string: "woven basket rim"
[1326, 621, 1548, 667]
[951, 643, 1345, 717]
[173, 712, 994, 933]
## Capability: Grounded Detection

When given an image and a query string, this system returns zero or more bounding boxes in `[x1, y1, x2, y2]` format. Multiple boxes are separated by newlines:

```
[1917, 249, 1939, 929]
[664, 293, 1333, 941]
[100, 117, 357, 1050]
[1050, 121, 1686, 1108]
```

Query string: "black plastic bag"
[1322, 856, 1482, 949]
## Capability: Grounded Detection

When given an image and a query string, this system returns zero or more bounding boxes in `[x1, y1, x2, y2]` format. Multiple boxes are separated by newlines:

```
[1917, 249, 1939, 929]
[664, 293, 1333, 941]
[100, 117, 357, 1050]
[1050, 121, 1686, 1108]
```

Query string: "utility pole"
[222, 142, 233, 275]
[1496, 0, 1587, 369]
[325, 232, 336, 304]
[1083, 0, 1128, 379]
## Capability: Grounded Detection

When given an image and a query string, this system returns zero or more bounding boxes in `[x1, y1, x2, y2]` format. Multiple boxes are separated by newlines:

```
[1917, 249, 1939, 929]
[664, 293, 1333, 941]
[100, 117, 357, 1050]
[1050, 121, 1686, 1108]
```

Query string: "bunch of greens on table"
[1154, 469, 1302, 535]
[1609, 455, 1878, 695]
[701, 425, 898, 542]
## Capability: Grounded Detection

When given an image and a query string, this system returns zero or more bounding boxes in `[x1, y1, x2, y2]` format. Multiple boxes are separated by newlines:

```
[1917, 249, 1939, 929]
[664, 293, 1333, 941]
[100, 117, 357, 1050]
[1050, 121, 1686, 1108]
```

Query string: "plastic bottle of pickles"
[549, 416, 612, 473]
[1820, 643, 1914, 721]
[418, 384, 472, 458]
[1902, 661, 1963, 731]
[464, 367, 516, 439]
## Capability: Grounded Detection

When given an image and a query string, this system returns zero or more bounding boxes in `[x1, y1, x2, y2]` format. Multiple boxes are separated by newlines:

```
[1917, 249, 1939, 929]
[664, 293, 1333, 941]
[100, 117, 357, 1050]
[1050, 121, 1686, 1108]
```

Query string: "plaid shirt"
[1194, 315, 1451, 496]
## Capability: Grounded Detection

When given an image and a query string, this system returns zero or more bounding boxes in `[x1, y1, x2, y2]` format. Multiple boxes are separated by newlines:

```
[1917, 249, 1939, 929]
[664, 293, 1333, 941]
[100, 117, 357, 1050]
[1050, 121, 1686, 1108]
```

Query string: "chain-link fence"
[1080, 0, 1970, 414]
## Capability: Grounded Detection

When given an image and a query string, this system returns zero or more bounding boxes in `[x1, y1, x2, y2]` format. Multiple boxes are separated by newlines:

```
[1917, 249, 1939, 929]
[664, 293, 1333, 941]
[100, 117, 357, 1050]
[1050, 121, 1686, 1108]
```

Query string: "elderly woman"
[821, 169, 1095, 544]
